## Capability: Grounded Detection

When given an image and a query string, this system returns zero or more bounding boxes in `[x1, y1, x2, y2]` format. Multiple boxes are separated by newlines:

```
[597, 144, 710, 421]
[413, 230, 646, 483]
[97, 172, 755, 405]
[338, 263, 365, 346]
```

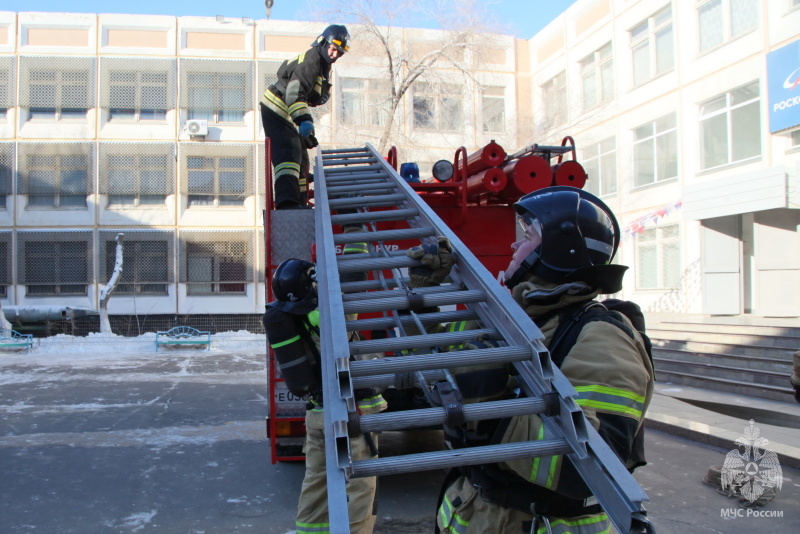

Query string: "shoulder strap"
[547, 301, 607, 368]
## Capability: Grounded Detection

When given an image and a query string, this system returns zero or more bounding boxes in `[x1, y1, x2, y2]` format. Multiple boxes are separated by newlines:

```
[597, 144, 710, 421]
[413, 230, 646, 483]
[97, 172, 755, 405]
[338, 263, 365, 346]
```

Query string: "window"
[106, 155, 169, 207]
[20, 57, 94, 121]
[413, 83, 463, 131]
[698, 0, 759, 53]
[482, 87, 506, 133]
[792, 129, 800, 147]
[182, 60, 251, 124]
[186, 241, 248, 294]
[25, 241, 88, 295]
[541, 72, 567, 129]
[636, 225, 680, 289]
[105, 240, 169, 294]
[699, 81, 761, 170]
[340, 78, 390, 128]
[25, 154, 89, 208]
[631, 6, 674, 87]
[0, 240, 7, 298]
[582, 137, 617, 197]
[0, 57, 13, 121]
[580, 43, 614, 110]
[187, 156, 246, 206]
[633, 113, 678, 187]
[109, 72, 168, 121]
[0, 143, 11, 209]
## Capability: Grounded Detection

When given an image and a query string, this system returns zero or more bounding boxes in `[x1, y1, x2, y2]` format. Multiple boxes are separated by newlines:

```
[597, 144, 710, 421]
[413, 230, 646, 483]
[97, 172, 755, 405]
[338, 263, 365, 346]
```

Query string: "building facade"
[1, 1, 799, 326]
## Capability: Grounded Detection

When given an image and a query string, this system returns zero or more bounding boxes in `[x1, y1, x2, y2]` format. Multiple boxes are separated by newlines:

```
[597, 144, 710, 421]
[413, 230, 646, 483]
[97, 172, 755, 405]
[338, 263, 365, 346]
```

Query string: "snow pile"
[27, 330, 266, 355]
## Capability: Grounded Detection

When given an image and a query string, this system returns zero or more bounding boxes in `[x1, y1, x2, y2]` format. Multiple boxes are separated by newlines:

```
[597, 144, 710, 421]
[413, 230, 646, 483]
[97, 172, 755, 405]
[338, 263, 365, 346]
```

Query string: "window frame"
[630, 6, 674, 87]
[27, 69, 90, 121]
[186, 71, 247, 124]
[186, 155, 247, 207]
[105, 239, 169, 295]
[540, 71, 567, 129]
[24, 241, 89, 296]
[582, 137, 617, 197]
[108, 70, 169, 122]
[481, 86, 506, 133]
[699, 80, 761, 170]
[580, 43, 614, 111]
[635, 224, 681, 290]
[106, 153, 170, 208]
[25, 153, 90, 209]
[340, 77, 391, 128]
[697, 0, 760, 54]
[185, 241, 248, 295]
[632, 113, 679, 188]
[412, 82, 464, 132]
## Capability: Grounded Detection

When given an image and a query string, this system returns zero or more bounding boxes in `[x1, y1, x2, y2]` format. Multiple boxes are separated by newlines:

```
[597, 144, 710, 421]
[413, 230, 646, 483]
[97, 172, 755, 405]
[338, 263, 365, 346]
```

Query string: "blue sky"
[6, 1, 577, 39]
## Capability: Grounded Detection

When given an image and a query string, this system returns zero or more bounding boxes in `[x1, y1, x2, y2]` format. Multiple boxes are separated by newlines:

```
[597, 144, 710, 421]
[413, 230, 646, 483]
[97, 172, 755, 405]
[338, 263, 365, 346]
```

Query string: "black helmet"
[507, 186, 627, 293]
[271, 259, 317, 313]
[315, 24, 350, 55]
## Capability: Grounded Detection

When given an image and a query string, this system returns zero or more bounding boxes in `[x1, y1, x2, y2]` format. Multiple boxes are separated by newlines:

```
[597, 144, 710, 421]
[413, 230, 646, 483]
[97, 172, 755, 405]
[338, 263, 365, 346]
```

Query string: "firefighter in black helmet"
[431, 187, 654, 534]
[260, 24, 350, 209]
[263, 256, 385, 534]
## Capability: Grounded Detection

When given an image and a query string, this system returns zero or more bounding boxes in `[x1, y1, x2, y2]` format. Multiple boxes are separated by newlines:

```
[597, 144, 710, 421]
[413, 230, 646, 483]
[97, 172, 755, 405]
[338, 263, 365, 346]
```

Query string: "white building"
[1, 1, 799, 332]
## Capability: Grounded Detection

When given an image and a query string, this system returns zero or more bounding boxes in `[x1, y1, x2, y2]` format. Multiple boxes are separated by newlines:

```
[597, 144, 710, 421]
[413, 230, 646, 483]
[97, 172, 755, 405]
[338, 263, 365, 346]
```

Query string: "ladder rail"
[314, 143, 653, 534]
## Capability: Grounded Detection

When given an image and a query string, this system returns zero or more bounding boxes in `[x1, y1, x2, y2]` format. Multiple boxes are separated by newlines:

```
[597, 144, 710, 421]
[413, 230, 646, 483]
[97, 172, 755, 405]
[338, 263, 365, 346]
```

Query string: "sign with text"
[767, 39, 800, 133]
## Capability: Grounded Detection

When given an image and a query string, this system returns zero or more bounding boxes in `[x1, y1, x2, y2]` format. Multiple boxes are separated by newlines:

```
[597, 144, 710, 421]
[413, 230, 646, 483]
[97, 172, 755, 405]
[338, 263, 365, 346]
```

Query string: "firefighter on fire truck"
[259, 24, 349, 209]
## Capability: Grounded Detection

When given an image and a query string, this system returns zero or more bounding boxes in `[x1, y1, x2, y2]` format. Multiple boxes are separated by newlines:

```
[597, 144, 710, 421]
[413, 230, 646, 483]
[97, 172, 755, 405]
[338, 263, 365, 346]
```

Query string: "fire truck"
[263, 136, 588, 462]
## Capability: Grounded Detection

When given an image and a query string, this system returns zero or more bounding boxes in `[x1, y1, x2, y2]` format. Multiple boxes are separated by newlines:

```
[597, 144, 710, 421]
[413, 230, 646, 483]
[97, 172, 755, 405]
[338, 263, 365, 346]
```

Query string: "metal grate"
[98, 142, 175, 206]
[0, 56, 15, 110]
[17, 142, 94, 208]
[180, 59, 252, 120]
[17, 230, 93, 295]
[0, 232, 11, 288]
[99, 230, 174, 294]
[99, 57, 176, 112]
[179, 230, 254, 293]
[179, 143, 253, 205]
[18, 56, 96, 110]
[0, 142, 12, 196]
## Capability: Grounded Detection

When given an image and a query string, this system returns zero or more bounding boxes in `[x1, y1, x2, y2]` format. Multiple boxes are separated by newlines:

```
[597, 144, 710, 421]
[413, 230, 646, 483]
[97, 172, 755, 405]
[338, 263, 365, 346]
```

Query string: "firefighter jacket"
[262, 45, 332, 127]
[437, 276, 654, 534]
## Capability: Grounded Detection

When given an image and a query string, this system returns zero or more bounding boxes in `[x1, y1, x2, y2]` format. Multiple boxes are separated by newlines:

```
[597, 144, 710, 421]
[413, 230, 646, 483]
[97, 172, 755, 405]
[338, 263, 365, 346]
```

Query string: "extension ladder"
[312, 143, 654, 534]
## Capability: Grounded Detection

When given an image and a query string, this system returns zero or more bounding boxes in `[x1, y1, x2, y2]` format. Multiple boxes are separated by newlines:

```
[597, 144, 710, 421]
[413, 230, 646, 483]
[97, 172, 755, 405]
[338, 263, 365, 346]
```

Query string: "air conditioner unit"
[186, 119, 208, 137]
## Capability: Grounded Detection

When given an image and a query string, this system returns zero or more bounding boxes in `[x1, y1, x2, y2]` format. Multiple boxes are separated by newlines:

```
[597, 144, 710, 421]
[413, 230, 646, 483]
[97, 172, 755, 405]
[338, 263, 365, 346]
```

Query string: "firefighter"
[262, 257, 387, 534]
[260, 24, 349, 209]
[420, 186, 655, 534]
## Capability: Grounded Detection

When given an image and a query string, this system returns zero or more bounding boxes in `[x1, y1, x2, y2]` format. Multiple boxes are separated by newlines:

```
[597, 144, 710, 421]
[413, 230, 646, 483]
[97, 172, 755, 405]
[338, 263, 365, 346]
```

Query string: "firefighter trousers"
[295, 410, 378, 534]
[260, 102, 309, 209]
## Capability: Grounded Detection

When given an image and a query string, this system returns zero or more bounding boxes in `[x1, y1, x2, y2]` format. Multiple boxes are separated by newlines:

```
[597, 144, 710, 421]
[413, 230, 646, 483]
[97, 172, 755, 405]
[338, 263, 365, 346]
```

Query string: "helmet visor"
[330, 38, 349, 53]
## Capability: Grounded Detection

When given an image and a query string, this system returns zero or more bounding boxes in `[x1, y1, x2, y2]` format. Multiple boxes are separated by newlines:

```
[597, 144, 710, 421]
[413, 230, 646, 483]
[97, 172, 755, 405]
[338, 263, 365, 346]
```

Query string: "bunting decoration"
[622, 200, 682, 239]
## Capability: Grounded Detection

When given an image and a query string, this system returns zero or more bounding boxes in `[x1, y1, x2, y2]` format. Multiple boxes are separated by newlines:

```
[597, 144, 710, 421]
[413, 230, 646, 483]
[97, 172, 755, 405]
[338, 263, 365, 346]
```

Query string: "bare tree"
[307, 0, 505, 154]
[98, 233, 124, 334]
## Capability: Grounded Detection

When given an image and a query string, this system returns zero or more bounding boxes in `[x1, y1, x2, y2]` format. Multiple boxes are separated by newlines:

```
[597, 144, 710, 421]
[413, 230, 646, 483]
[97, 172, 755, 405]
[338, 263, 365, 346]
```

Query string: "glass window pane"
[600, 151, 617, 195]
[701, 113, 729, 169]
[731, 0, 759, 37]
[632, 43, 650, 86]
[634, 141, 654, 187]
[731, 102, 761, 161]
[655, 26, 674, 74]
[698, 0, 724, 52]
[731, 81, 759, 105]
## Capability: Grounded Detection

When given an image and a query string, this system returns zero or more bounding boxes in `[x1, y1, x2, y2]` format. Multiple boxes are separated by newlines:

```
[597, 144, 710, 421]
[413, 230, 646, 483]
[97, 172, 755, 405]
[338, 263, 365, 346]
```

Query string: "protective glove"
[299, 121, 315, 138]
[406, 236, 453, 287]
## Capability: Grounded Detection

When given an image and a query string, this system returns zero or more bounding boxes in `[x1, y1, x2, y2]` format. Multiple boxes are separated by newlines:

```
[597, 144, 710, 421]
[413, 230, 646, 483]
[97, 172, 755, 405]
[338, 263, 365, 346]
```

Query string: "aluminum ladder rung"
[329, 194, 407, 209]
[331, 207, 419, 225]
[324, 173, 388, 184]
[322, 157, 378, 166]
[352, 439, 572, 478]
[349, 345, 533, 377]
[357, 397, 550, 433]
[336, 255, 417, 272]
[342, 289, 487, 315]
[340, 277, 410, 293]
[352, 369, 448, 389]
[345, 309, 478, 332]
[323, 164, 384, 174]
[327, 183, 397, 194]
[321, 147, 370, 155]
[341, 283, 462, 302]
[333, 227, 434, 245]
[349, 328, 498, 355]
